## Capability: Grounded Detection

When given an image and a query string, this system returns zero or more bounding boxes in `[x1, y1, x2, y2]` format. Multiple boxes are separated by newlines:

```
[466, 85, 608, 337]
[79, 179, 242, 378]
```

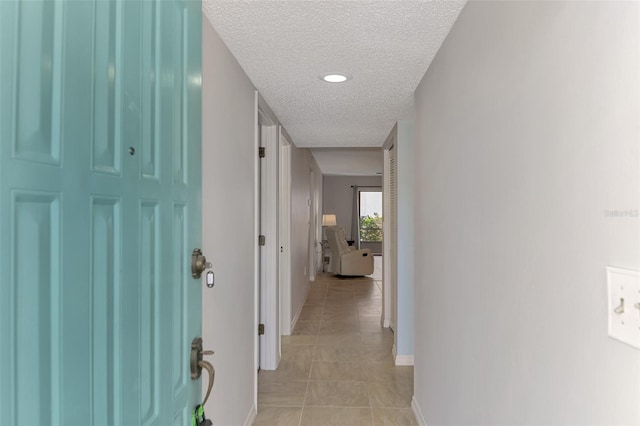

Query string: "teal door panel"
[0, 1, 203, 425]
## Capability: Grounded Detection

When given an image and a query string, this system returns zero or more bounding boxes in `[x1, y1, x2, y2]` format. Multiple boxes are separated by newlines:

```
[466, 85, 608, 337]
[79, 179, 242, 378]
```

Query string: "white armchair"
[325, 226, 374, 276]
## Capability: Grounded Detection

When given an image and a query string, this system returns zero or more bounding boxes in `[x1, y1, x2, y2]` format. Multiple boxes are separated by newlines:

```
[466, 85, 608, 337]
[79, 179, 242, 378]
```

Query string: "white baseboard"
[395, 354, 414, 366]
[244, 404, 257, 426]
[392, 343, 414, 365]
[281, 320, 291, 336]
[290, 301, 303, 332]
[290, 284, 310, 332]
[412, 396, 427, 426]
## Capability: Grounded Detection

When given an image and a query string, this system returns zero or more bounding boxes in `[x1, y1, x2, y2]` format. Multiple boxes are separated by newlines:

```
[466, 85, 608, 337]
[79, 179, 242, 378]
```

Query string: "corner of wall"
[411, 397, 428, 426]
[290, 282, 310, 332]
[243, 404, 257, 426]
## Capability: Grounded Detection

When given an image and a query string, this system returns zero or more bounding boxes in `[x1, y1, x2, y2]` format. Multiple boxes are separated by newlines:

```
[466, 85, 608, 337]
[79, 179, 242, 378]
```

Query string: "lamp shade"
[322, 214, 337, 226]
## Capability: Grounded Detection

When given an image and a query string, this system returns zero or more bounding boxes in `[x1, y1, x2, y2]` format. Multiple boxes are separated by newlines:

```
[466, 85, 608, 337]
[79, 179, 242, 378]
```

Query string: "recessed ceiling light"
[320, 73, 350, 83]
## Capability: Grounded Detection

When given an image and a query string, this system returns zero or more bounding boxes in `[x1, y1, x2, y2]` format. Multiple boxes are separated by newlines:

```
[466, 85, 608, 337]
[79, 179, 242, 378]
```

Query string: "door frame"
[256, 93, 280, 374]
[382, 126, 397, 331]
[279, 127, 293, 335]
[308, 168, 316, 281]
[308, 161, 323, 280]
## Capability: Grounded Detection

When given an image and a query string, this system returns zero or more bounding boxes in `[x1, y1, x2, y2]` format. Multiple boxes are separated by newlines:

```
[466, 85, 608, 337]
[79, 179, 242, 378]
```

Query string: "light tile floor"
[254, 265, 416, 426]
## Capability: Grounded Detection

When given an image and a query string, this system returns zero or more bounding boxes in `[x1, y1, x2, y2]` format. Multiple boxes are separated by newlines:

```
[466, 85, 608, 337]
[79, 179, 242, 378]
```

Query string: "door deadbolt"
[191, 248, 211, 279]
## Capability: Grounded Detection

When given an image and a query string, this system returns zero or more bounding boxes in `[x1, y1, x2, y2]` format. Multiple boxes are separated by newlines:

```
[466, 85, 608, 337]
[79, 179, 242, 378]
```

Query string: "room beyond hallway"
[254, 272, 415, 425]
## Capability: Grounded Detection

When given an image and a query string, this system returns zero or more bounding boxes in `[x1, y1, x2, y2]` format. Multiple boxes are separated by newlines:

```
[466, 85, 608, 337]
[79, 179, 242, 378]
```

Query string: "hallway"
[254, 268, 416, 425]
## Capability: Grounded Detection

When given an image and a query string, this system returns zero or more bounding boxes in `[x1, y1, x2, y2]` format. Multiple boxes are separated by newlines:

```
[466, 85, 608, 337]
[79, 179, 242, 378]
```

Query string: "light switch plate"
[607, 266, 640, 349]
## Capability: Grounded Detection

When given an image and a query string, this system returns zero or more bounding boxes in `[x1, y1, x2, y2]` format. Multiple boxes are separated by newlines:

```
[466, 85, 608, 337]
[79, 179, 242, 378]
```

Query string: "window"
[359, 191, 382, 243]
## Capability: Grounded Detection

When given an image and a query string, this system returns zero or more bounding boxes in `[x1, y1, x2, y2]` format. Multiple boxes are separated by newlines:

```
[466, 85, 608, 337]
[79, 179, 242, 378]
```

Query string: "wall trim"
[290, 283, 310, 332]
[243, 404, 257, 426]
[258, 94, 278, 125]
[279, 130, 292, 336]
[253, 91, 260, 409]
[391, 344, 414, 365]
[258, 98, 281, 372]
[381, 125, 398, 339]
[395, 354, 414, 366]
[382, 123, 398, 150]
[412, 396, 427, 426]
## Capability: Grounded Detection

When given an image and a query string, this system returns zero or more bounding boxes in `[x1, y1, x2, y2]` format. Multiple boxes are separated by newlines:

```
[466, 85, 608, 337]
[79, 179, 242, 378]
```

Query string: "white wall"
[289, 145, 319, 329]
[396, 120, 414, 359]
[413, 2, 639, 425]
[201, 18, 257, 425]
[322, 175, 382, 240]
[310, 159, 323, 278]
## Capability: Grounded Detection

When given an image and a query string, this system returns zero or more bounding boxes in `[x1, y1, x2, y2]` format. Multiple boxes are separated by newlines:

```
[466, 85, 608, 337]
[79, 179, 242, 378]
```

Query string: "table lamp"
[322, 214, 337, 227]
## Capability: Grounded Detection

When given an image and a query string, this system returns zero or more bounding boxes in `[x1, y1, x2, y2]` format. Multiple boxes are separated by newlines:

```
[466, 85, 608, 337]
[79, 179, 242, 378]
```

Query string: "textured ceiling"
[311, 148, 383, 176]
[203, 0, 466, 148]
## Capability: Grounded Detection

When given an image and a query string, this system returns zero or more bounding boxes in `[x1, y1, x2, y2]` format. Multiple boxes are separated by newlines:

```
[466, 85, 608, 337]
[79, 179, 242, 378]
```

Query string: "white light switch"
[607, 266, 640, 349]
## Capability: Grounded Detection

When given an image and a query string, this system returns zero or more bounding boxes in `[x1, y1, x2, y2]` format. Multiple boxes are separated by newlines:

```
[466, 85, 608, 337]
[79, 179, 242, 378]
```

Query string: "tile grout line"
[299, 279, 326, 426]
[354, 283, 377, 426]
[279, 275, 393, 424]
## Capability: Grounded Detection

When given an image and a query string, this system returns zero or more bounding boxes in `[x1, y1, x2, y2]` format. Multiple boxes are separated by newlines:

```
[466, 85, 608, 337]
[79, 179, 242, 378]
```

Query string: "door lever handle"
[191, 338, 214, 379]
[190, 338, 216, 406]
[198, 360, 215, 407]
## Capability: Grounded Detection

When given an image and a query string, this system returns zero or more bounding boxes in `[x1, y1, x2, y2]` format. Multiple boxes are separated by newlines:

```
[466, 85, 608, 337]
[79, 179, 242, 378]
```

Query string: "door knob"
[191, 248, 211, 279]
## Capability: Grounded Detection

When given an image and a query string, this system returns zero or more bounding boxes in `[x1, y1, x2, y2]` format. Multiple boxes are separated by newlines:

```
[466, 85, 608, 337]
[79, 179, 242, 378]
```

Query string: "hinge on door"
[259, 147, 265, 158]
[258, 324, 265, 335]
[258, 235, 266, 246]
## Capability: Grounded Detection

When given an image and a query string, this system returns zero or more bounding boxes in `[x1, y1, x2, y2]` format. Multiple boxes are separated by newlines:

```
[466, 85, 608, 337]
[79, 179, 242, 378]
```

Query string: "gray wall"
[201, 18, 257, 424]
[290, 145, 320, 326]
[396, 120, 414, 358]
[322, 175, 382, 241]
[413, 1, 639, 424]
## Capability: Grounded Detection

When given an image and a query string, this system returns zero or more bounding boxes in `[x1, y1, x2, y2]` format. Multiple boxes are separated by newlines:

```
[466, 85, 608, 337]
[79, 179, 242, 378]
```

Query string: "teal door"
[0, 0, 203, 424]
